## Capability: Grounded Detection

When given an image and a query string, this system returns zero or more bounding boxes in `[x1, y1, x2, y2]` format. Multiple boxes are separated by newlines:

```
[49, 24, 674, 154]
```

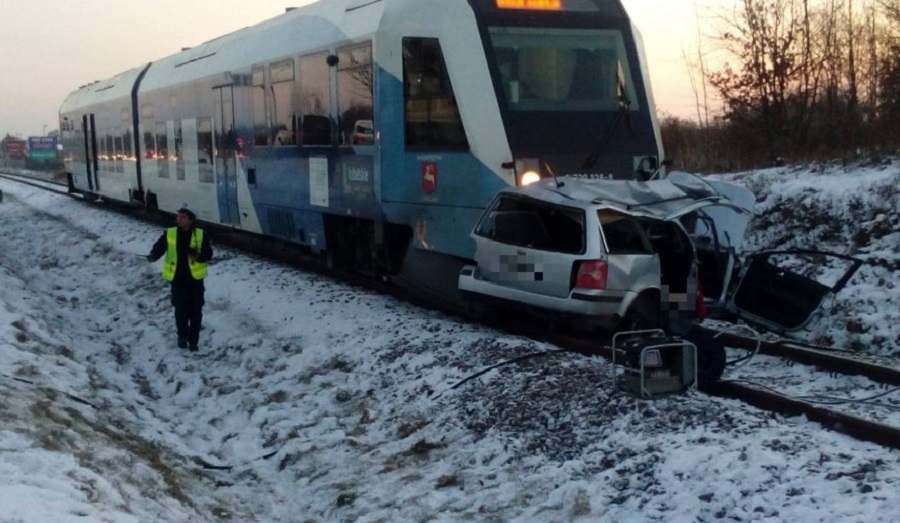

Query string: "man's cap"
[176, 207, 196, 220]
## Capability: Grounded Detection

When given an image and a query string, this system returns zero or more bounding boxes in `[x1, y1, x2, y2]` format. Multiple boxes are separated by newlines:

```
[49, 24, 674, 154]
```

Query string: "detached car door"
[727, 250, 862, 336]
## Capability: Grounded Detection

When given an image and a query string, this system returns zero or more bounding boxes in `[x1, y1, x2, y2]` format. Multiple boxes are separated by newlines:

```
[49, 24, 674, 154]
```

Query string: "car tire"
[619, 295, 661, 332]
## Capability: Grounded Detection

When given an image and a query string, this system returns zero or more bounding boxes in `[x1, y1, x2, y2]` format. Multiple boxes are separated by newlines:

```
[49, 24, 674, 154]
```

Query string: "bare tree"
[706, 0, 809, 162]
[661, 0, 900, 171]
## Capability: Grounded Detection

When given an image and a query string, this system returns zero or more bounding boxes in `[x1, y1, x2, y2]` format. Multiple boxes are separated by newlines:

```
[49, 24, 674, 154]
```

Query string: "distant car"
[458, 173, 862, 336]
[350, 119, 374, 145]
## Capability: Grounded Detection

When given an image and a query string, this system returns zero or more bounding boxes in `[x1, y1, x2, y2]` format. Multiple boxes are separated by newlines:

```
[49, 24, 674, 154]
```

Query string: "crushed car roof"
[509, 174, 753, 221]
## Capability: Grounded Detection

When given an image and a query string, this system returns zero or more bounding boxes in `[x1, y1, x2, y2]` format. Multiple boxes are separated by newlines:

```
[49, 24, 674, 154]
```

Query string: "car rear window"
[476, 197, 585, 254]
[598, 210, 654, 254]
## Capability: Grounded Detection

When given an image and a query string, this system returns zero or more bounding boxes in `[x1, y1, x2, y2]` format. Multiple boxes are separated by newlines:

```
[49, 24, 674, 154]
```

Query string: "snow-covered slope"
[1, 164, 899, 522]
[719, 160, 900, 356]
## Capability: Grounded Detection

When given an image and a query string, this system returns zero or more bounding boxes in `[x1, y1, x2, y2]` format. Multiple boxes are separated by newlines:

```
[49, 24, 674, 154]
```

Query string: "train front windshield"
[488, 27, 638, 114]
[471, 0, 661, 179]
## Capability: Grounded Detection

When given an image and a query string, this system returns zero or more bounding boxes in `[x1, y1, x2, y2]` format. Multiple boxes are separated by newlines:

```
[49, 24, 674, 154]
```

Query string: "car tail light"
[575, 260, 608, 289]
[695, 280, 708, 320]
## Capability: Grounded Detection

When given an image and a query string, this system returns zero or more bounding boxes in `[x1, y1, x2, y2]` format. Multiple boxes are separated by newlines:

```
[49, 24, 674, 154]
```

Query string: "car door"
[652, 198, 754, 311]
[663, 172, 760, 312]
[726, 250, 863, 336]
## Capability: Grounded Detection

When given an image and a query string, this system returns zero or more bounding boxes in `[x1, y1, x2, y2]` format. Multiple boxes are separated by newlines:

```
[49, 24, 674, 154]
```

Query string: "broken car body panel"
[668, 171, 755, 250]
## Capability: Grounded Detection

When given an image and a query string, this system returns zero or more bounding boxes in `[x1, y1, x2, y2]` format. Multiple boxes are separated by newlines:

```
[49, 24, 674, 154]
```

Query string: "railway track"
[4, 168, 900, 451]
[2, 169, 409, 315]
[697, 328, 900, 450]
[494, 310, 900, 451]
[0, 169, 71, 195]
[704, 326, 900, 385]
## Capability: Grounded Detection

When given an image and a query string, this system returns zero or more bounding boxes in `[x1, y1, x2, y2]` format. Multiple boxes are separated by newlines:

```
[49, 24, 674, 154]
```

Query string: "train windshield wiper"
[582, 60, 633, 170]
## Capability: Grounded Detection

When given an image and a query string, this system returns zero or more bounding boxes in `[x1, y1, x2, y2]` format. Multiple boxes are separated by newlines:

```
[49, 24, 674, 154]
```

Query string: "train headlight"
[515, 158, 541, 186]
[520, 171, 541, 186]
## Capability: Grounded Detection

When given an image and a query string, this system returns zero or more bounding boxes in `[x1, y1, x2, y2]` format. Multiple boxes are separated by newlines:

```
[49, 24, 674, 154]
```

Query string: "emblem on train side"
[422, 162, 438, 194]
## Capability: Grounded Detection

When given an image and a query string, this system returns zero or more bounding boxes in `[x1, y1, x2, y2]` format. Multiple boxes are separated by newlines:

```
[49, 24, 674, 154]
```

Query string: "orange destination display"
[496, 0, 563, 10]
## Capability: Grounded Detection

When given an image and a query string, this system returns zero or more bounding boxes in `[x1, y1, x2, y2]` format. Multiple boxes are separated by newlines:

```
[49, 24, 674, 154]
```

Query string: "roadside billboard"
[4, 139, 27, 158]
[28, 136, 58, 159]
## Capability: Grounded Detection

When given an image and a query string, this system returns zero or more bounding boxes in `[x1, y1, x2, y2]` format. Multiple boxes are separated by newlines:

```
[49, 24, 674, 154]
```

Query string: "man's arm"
[195, 233, 213, 263]
[147, 232, 168, 262]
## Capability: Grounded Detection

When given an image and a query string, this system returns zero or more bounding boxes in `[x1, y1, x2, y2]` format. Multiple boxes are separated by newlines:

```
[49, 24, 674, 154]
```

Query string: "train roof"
[140, 0, 379, 91]
[58, 0, 387, 111]
[59, 65, 147, 115]
[64, 0, 645, 102]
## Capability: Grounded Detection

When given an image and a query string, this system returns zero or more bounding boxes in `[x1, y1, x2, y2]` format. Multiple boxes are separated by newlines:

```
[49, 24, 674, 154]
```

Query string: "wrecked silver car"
[458, 172, 862, 336]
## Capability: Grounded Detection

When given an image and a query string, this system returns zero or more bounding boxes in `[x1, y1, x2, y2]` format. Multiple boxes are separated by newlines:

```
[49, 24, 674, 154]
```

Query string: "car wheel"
[619, 296, 661, 332]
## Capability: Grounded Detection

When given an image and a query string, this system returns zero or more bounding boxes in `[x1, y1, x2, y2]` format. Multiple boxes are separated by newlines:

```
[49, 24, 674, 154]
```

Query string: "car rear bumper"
[458, 265, 635, 318]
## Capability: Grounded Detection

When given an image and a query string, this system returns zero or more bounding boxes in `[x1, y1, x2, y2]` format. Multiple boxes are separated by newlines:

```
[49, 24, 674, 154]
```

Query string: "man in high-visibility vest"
[147, 207, 213, 351]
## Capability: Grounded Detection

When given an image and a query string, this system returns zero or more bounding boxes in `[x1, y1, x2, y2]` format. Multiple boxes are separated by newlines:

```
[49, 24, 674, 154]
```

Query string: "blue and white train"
[59, 0, 663, 285]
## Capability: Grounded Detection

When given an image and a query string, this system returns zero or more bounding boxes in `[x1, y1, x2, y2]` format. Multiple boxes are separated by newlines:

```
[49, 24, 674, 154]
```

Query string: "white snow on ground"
[1, 161, 899, 522]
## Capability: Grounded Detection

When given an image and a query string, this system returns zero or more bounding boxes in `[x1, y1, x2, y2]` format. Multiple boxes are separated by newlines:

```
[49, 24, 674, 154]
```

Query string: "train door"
[84, 114, 101, 191]
[80, 115, 94, 191]
[214, 84, 240, 225]
[334, 42, 378, 218]
[296, 51, 339, 209]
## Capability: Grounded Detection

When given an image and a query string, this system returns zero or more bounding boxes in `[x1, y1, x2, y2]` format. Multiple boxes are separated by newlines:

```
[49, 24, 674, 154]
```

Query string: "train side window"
[113, 128, 124, 173]
[197, 118, 214, 183]
[270, 59, 296, 146]
[120, 108, 133, 168]
[155, 122, 169, 178]
[174, 120, 185, 181]
[141, 105, 155, 160]
[298, 52, 333, 146]
[98, 131, 107, 172]
[402, 37, 468, 150]
[252, 67, 269, 146]
[122, 128, 133, 167]
[106, 131, 114, 172]
[336, 42, 374, 145]
[61, 115, 84, 165]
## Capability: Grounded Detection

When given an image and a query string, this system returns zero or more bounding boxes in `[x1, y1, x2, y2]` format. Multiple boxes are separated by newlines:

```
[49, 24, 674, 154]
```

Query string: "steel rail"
[529, 329, 900, 451]
[699, 327, 900, 386]
[707, 380, 900, 450]
[0, 170, 71, 195]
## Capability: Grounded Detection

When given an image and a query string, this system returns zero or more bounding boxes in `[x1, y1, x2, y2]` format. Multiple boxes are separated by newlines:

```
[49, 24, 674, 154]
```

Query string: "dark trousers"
[171, 279, 205, 346]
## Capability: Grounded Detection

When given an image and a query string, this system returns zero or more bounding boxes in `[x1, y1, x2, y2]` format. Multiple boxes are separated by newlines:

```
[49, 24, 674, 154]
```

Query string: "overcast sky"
[0, 0, 716, 139]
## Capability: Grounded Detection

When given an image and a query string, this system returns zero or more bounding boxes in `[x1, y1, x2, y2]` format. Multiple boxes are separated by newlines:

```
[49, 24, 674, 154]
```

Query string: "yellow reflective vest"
[162, 227, 208, 281]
